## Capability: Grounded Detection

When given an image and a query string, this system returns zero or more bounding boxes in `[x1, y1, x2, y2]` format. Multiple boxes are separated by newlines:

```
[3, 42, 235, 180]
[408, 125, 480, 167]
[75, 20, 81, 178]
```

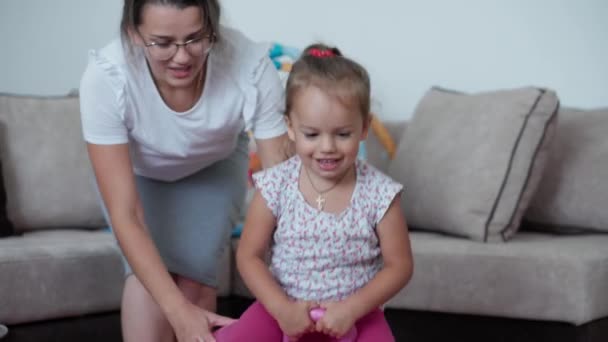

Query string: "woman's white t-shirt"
[79, 26, 287, 181]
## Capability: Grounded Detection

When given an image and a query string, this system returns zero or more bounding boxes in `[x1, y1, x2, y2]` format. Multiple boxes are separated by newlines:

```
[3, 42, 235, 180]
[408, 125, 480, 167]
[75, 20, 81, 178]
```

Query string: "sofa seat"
[386, 231, 608, 325]
[0, 230, 123, 325]
[0, 229, 235, 325]
[230, 233, 608, 325]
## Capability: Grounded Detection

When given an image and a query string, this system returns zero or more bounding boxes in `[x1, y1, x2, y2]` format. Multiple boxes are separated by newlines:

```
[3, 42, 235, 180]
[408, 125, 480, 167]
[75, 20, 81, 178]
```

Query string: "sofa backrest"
[525, 106, 608, 233]
[370, 104, 608, 237]
[0, 93, 105, 232]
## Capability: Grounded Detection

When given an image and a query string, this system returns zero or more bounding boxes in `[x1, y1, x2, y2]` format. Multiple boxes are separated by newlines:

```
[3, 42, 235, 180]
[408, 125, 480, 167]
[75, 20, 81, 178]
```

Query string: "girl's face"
[134, 4, 210, 91]
[287, 85, 370, 182]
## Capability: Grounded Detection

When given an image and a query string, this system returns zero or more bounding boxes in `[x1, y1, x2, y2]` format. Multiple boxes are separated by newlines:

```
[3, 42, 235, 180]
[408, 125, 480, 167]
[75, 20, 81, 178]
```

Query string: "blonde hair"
[285, 44, 371, 120]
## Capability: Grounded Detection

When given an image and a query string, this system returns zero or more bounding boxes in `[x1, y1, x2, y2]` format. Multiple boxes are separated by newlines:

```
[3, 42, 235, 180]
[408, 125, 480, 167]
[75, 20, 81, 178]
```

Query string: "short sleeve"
[251, 162, 286, 217]
[247, 56, 287, 140]
[79, 50, 128, 145]
[217, 27, 287, 139]
[367, 166, 404, 225]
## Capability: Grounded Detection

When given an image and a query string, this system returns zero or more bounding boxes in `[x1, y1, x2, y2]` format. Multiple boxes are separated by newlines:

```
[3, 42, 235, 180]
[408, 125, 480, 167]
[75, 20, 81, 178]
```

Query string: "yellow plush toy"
[370, 114, 397, 160]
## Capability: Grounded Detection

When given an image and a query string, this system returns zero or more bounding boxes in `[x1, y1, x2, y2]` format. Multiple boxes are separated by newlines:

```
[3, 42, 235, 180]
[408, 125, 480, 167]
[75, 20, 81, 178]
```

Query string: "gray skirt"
[102, 133, 249, 287]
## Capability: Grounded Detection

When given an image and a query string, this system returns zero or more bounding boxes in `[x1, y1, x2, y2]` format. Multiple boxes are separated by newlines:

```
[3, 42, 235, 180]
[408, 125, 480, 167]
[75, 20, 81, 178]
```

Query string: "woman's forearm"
[113, 217, 188, 316]
[89, 143, 187, 314]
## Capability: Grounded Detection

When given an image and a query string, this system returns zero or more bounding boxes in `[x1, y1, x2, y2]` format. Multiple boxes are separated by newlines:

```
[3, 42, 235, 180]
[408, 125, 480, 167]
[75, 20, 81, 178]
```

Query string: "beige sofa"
[0, 93, 239, 328]
[1, 90, 607, 341]
[365, 88, 608, 327]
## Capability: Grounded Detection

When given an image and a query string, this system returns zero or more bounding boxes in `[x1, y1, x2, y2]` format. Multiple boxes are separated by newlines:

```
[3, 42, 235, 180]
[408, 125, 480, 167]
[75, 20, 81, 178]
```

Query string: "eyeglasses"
[144, 33, 215, 61]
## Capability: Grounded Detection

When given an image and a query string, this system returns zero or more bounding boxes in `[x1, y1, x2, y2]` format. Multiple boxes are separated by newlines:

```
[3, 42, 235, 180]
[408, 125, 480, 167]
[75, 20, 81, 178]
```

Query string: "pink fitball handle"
[310, 308, 326, 321]
[309, 308, 358, 342]
[282, 308, 358, 342]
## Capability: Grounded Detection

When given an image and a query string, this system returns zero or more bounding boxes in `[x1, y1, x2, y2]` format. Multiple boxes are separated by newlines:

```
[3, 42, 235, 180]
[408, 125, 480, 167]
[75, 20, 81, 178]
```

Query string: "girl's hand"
[315, 301, 357, 339]
[169, 302, 236, 342]
[276, 300, 317, 341]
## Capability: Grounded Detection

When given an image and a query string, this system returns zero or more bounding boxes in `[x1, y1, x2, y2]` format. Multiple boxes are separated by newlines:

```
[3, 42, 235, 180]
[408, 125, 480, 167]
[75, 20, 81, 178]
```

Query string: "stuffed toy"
[370, 114, 397, 159]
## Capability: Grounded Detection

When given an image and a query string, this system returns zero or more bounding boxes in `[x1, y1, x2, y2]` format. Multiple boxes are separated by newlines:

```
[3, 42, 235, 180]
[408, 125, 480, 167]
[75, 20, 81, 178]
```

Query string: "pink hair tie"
[308, 48, 335, 58]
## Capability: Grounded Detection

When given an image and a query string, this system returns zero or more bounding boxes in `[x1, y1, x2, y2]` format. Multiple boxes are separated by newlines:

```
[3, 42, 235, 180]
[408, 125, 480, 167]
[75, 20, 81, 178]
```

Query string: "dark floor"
[4, 296, 608, 342]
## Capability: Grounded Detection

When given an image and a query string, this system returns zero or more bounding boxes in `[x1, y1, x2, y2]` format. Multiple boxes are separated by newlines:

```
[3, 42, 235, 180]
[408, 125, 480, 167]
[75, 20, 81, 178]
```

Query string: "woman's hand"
[169, 302, 236, 342]
[276, 300, 317, 341]
[315, 301, 357, 339]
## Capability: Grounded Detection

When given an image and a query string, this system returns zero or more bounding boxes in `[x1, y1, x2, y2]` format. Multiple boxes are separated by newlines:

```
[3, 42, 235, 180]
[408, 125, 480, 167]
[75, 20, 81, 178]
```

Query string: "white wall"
[1, 0, 606, 120]
[0, 1, 122, 96]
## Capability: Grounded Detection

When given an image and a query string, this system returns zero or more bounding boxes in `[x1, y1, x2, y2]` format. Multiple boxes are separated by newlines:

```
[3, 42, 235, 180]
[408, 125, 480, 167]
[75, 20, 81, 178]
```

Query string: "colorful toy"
[269, 43, 300, 72]
[248, 150, 262, 186]
[357, 141, 367, 160]
[370, 114, 397, 160]
[282, 308, 358, 342]
[231, 222, 243, 238]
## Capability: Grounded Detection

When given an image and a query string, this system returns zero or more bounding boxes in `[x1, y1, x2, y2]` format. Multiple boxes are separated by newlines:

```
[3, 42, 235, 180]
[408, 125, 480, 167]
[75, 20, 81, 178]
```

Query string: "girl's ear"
[360, 114, 372, 140]
[285, 116, 296, 141]
[127, 28, 144, 46]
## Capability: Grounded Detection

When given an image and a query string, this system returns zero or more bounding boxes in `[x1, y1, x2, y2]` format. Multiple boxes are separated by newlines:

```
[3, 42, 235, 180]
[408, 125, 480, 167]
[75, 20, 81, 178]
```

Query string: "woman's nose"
[172, 45, 191, 63]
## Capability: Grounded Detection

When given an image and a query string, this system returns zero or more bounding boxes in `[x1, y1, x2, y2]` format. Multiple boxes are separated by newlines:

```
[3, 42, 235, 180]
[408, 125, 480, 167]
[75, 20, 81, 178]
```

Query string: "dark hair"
[285, 43, 371, 120]
[120, 0, 221, 51]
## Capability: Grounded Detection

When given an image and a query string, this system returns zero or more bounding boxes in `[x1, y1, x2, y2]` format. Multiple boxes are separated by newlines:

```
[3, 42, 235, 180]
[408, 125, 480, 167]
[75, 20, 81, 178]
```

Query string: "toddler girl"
[215, 44, 414, 342]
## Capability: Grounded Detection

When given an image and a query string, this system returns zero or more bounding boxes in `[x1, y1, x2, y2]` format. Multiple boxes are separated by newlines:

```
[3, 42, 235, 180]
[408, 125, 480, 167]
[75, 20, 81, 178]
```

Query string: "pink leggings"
[214, 301, 395, 342]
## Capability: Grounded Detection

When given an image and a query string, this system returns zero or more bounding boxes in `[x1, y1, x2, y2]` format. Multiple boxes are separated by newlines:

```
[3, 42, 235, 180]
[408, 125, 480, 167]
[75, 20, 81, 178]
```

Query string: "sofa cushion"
[0, 228, 233, 325]
[0, 230, 124, 324]
[386, 231, 608, 325]
[0, 94, 105, 232]
[0, 160, 15, 237]
[231, 231, 608, 325]
[388, 87, 558, 242]
[525, 107, 608, 233]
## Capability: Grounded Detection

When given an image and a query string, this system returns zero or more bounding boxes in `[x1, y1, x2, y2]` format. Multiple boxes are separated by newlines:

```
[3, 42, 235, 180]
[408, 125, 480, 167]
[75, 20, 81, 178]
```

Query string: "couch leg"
[0, 324, 8, 339]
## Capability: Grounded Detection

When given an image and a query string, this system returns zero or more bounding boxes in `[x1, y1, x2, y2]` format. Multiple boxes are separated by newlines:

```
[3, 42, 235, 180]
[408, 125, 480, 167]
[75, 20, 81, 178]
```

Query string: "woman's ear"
[127, 28, 144, 46]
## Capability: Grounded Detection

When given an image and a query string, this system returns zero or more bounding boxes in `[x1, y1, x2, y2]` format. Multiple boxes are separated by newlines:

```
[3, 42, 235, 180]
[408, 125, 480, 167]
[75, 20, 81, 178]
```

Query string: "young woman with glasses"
[79, 1, 290, 341]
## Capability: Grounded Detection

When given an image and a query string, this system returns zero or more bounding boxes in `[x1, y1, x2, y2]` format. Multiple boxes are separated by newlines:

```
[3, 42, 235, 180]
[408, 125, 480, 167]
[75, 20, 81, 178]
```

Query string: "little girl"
[215, 44, 413, 342]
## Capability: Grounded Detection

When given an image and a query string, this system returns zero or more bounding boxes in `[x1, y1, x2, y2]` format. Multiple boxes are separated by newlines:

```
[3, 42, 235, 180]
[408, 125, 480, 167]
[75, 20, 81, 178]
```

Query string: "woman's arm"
[255, 133, 294, 168]
[88, 143, 190, 314]
[89, 144, 233, 342]
[236, 190, 291, 316]
[341, 195, 414, 320]
[81, 52, 231, 341]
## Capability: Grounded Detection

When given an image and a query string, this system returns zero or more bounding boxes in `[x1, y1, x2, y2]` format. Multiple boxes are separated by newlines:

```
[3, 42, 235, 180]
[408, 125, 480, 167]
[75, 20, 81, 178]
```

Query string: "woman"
[79, 1, 289, 341]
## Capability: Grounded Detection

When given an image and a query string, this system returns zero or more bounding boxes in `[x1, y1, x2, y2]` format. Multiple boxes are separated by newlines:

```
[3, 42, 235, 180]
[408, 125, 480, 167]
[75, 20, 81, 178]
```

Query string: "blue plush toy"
[268, 43, 300, 72]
